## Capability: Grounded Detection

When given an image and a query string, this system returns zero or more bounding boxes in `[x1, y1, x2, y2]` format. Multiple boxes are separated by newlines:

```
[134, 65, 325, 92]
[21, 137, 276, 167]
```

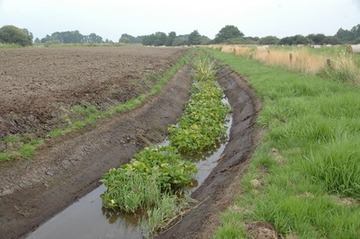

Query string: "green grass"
[0, 152, 11, 161]
[145, 194, 189, 235]
[210, 49, 360, 239]
[0, 43, 22, 48]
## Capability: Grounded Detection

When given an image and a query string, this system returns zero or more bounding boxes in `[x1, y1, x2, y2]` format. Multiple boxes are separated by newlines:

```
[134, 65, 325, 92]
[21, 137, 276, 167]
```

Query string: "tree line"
[37, 31, 105, 44]
[1, 24, 359, 47]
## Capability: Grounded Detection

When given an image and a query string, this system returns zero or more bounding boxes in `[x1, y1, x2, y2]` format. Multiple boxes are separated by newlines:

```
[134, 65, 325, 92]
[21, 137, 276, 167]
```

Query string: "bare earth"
[0, 46, 186, 138]
[0, 47, 259, 239]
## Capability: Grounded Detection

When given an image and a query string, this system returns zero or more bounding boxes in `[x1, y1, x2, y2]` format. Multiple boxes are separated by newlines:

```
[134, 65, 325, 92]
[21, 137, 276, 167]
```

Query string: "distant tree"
[142, 34, 156, 45]
[259, 36, 279, 45]
[172, 35, 189, 46]
[306, 34, 326, 45]
[199, 35, 211, 45]
[119, 33, 135, 44]
[133, 36, 143, 44]
[34, 37, 41, 44]
[166, 31, 176, 46]
[214, 25, 244, 43]
[335, 28, 354, 43]
[0, 25, 33, 46]
[154, 32, 168, 46]
[88, 33, 103, 43]
[188, 30, 202, 45]
[322, 36, 342, 45]
[350, 24, 360, 38]
[279, 35, 312, 45]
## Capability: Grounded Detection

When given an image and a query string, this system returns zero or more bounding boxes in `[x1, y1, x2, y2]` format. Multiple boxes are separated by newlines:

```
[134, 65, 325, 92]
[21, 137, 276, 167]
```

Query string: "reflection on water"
[27, 97, 232, 239]
[26, 185, 144, 239]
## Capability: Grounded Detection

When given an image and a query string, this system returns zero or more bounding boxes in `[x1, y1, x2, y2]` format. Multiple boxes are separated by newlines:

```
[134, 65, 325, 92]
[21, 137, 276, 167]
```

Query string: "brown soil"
[0, 46, 186, 139]
[0, 48, 259, 239]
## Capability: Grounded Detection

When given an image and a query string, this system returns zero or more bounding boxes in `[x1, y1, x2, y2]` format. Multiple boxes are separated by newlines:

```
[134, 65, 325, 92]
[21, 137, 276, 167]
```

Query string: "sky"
[0, 0, 359, 41]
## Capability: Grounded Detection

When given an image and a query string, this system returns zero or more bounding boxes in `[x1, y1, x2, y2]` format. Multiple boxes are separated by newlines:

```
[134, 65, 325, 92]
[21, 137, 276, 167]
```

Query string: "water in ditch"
[27, 98, 232, 239]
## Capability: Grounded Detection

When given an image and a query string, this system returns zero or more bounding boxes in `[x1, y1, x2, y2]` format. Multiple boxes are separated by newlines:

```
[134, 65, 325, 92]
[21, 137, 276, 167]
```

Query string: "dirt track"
[0, 47, 258, 239]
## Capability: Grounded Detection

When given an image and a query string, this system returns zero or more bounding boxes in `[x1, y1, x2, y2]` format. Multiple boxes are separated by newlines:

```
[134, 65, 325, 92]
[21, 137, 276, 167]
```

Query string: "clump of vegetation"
[0, 25, 33, 46]
[101, 146, 198, 212]
[318, 52, 360, 83]
[304, 137, 360, 199]
[169, 56, 231, 154]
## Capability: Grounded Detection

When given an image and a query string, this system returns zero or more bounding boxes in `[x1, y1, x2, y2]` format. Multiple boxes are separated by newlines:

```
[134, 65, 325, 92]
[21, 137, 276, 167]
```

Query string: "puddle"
[27, 97, 232, 239]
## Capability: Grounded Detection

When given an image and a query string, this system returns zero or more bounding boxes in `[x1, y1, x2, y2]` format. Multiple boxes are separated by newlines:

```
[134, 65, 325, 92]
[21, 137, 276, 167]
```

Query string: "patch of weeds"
[48, 129, 64, 138]
[3, 135, 21, 143]
[304, 136, 360, 199]
[145, 194, 192, 235]
[19, 144, 36, 159]
[0, 152, 11, 161]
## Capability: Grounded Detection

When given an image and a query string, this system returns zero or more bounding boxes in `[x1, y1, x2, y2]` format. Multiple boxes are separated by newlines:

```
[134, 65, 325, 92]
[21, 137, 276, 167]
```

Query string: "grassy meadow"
[210, 49, 360, 239]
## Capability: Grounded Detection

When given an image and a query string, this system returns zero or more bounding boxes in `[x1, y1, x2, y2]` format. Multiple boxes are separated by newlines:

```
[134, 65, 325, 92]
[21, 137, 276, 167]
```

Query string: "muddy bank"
[0, 65, 193, 239]
[156, 66, 259, 239]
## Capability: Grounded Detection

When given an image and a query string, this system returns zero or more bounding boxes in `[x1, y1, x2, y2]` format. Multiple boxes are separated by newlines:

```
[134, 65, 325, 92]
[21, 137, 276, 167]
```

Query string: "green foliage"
[168, 55, 231, 154]
[101, 170, 161, 213]
[145, 194, 189, 234]
[259, 36, 279, 45]
[193, 56, 216, 82]
[188, 30, 202, 45]
[279, 34, 313, 45]
[119, 33, 135, 44]
[211, 49, 360, 238]
[101, 146, 197, 212]
[168, 81, 230, 154]
[0, 152, 11, 161]
[304, 137, 360, 199]
[214, 25, 244, 44]
[166, 31, 176, 46]
[41, 30, 103, 44]
[0, 25, 33, 46]
[18, 144, 36, 159]
[335, 24, 360, 43]
[142, 32, 168, 46]
[124, 146, 198, 192]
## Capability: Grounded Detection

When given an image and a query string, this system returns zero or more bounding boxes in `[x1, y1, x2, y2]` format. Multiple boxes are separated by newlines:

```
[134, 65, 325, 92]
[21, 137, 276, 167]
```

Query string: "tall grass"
[215, 45, 360, 84]
[210, 49, 360, 239]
